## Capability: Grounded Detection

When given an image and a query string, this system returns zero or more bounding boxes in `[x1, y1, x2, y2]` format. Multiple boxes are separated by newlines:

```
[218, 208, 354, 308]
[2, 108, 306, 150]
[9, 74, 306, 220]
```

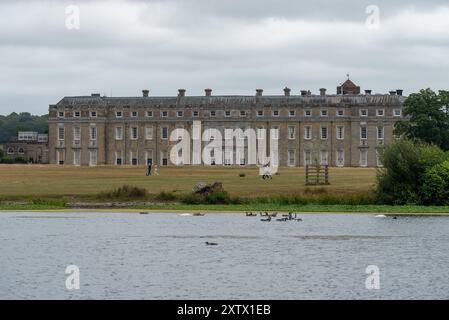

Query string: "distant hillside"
[0, 113, 48, 143]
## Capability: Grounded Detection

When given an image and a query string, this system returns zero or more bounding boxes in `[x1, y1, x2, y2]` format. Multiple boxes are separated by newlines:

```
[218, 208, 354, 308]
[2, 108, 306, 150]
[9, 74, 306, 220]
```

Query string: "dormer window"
[320, 110, 328, 117]
[116, 111, 123, 118]
[337, 110, 344, 116]
[177, 111, 183, 117]
[193, 111, 199, 117]
[257, 110, 263, 117]
[272, 110, 279, 117]
[161, 111, 168, 117]
[210, 111, 216, 117]
[289, 110, 295, 117]
[74, 111, 80, 118]
[304, 109, 312, 117]
[225, 111, 231, 117]
[360, 109, 368, 117]
[90, 111, 97, 118]
[240, 110, 246, 117]
[58, 111, 65, 118]
[146, 111, 153, 117]
[131, 111, 138, 117]
[377, 109, 385, 117]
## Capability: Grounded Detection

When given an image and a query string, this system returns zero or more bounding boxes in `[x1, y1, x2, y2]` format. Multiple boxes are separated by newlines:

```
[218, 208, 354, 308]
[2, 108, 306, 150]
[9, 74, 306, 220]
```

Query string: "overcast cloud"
[0, 0, 448, 115]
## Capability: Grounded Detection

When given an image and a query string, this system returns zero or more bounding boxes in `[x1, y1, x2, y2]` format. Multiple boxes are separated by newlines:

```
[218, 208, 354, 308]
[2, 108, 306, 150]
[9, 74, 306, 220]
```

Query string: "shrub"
[422, 160, 449, 205]
[31, 198, 67, 207]
[155, 191, 177, 202]
[98, 185, 148, 200]
[376, 139, 447, 204]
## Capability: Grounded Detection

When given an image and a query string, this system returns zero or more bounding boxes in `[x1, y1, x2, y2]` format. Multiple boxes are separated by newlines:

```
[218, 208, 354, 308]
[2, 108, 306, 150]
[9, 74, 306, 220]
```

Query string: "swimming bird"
[375, 214, 387, 218]
[139, 212, 149, 215]
[261, 216, 272, 222]
[205, 241, 218, 246]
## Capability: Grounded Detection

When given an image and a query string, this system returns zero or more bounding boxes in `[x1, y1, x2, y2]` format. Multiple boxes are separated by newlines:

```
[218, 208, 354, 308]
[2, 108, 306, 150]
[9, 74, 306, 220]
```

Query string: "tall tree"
[395, 89, 449, 151]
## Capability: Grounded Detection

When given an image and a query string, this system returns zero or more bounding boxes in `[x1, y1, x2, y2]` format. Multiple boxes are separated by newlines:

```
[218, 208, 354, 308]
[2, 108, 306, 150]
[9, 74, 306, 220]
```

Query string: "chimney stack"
[389, 91, 397, 96]
[365, 90, 372, 95]
[178, 89, 186, 97]
[205, 88, 212, 97]
[300, 90, 308, 97]
[256, 89, 263, 97]
[142, 89, 149, 97]
[283, 87, 291, 96]
[396, 89, 403, 96]
[319, 88, 327, 96]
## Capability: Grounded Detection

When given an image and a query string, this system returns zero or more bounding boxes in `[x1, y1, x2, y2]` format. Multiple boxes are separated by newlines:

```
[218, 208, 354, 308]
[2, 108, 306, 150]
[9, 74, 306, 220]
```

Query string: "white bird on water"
[375, 214, 387, 218]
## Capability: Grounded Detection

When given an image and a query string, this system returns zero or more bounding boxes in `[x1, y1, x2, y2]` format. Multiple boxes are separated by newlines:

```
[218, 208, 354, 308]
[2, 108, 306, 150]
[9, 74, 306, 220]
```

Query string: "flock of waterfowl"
[246, 211, 303, 222]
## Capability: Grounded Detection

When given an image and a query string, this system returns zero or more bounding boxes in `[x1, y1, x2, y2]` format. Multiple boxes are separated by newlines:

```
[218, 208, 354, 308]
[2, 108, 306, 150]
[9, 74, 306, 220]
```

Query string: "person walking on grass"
[153, 164, 159, 176]
[146, 162, 152, 176]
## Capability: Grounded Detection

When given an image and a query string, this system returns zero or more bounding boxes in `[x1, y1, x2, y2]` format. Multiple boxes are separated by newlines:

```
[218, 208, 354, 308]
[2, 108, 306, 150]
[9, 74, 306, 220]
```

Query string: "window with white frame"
[90, 111, 97, 118]
[304, 109, 312, 117]
[320, 109, 328, 117]
[131, 111, 138, 118]
[336, 126, 344, 140]
[360, 126, 368, 140]
[337, 110, 344, 117]
[360, 109, 368, 117]
[376, 150, 383, 167]
[177, 111, 183, 117]
[58, 126, 65, 141]
[74, 111, 80, 118]
[320, 150, 329, 165]
[257, 127, 265, 140]
[377, 126, 384, 140]
[7, 148, 14, 154]
[271, 127, 279, 140]
[288, 126, 295, 140]
[336, 150, 344, 167]
[377, 109, 385, 117]
[73, 127, 81, 141]
[360, 149, 368, 167]
[257, 110, 263, 117]
[394, 109, 402, 117]
[73, 150, 81, 166]
[225, 110, 231, 117]
[272, 110, 279, 117]
[304, 126, 312, 140]
[161, 127, 168, 140]
[146, 110, 153, 117]
[89, 150, 97, 166]
[288, 150, 295, 166]
[161, 111, 168, 117]
[320, 126, 328, 140]
[240, 110, 246, 117]
[145, 127, 153, 140]
[58, 111, 65, 118]
[130, 127, 138, 140]
[116, 111, 123, 118]
[145, 150, 153, 165]
[289, 110, 295, 117]
[115, 151, 123, 165]
[130, 151, 138, 166]
[304, 150, 312, 165]
[90, 126, 97, 141]
[210, 110, 216, 117]
[115, 127, 123, 140]
[193, 111, 199, 117]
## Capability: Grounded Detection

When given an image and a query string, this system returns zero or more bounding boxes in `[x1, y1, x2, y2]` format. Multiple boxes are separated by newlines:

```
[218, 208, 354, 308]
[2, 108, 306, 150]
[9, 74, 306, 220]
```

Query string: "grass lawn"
[0, 165, 377, 199]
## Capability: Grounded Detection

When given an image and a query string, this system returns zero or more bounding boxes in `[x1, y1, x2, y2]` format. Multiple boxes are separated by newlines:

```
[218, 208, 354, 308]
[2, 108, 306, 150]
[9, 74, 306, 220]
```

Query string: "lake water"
[0, 212, 448, 300]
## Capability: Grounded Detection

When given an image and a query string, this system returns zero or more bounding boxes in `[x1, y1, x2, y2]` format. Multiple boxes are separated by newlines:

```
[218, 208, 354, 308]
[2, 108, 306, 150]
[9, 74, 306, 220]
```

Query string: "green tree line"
[0, 112, 48, 143]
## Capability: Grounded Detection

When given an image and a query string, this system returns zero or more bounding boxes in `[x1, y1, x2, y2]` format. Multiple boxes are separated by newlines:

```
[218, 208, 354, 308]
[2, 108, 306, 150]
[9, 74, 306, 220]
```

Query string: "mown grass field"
[0, 165, 377, 200]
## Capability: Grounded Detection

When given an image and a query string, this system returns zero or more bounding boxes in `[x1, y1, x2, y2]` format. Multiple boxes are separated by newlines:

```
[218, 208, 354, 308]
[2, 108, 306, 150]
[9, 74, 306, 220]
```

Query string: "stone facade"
[4, 140, 49, 163]
[48, 80, 405, 167]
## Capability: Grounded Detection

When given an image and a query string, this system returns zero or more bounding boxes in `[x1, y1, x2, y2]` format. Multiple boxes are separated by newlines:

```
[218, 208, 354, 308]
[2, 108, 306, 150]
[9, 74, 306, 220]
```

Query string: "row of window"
[62, 149, 381, 167]
[57, 125, 385, 142]
[57, 108, 402, 119]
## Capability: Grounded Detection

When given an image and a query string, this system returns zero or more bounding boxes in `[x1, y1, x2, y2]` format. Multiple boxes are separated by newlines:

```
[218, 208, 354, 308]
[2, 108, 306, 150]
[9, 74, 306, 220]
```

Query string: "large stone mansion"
[48, 79, 405, 167]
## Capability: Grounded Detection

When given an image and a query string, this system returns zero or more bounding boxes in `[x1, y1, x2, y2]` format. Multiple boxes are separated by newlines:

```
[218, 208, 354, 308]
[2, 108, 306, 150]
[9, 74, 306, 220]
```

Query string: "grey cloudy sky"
[0, 0, 448, 115]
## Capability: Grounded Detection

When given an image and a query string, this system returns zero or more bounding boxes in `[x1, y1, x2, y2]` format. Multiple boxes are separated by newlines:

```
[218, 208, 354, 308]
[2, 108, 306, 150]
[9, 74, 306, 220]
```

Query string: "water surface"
[0, 212, 448, 299]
